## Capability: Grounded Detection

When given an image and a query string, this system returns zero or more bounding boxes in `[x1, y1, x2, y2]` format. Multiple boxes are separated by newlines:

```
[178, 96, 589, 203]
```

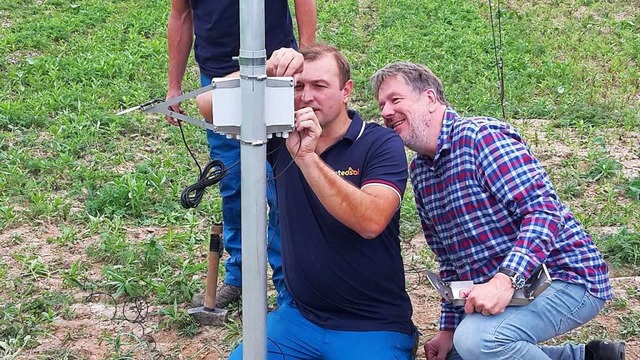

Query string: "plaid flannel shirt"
[411, 108, 613, 331]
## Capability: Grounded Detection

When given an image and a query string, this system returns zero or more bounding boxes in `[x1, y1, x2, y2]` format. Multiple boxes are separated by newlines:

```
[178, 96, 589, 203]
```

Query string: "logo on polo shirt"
[336, 167, 360, 177]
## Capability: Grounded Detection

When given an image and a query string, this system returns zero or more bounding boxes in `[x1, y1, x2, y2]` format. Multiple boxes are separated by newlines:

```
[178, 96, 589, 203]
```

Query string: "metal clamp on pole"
[239, 139, 269, 146]
[238, 49, 267, 81]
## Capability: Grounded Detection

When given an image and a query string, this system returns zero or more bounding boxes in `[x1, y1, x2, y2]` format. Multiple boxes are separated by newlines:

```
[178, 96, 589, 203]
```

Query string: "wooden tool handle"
[204, 224, 223, 309]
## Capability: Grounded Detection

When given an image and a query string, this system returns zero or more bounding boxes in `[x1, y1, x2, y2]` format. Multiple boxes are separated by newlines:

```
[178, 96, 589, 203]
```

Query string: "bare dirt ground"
[5, 122, 640, 359]
[3, 227, 638, 360]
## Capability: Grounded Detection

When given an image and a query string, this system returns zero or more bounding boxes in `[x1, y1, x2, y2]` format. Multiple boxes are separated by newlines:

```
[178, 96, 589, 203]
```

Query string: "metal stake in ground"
[187, 223, 228, 325]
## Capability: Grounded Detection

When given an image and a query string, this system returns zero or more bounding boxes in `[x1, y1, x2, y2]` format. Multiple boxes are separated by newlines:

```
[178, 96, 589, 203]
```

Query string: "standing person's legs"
[451, 281, 605, 360]
[201, 74, 285, 307]
[202, 74, 243, 307]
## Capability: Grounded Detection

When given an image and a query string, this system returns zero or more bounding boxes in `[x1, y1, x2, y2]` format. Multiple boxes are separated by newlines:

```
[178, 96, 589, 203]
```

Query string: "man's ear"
[423, 89, 439, 112]
[342, 79, 354, 103]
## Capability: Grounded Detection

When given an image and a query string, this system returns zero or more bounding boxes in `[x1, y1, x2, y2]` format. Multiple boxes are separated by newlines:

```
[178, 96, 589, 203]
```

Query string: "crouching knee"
[452, 315, 502, 360]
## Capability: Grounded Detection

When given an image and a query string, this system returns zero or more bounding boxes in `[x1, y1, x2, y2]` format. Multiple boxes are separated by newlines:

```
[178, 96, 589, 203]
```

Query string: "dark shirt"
[268, 111, 414, 334]
[189, 0, 297, 77]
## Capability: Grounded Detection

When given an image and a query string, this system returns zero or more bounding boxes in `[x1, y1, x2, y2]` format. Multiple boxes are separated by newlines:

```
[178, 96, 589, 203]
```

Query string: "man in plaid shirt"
[371, 62, 625, 360]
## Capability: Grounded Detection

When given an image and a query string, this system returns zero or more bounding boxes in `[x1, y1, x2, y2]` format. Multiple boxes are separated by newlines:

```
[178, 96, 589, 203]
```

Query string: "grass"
[1, 0, 639, 357]
[597, 228, 640, 269]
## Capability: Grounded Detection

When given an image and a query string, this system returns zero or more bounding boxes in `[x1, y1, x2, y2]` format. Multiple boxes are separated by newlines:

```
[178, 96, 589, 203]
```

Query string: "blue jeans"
[201, 74, 286, 303]
[447, 281, 605, 360]
[228, 301, 417, 360]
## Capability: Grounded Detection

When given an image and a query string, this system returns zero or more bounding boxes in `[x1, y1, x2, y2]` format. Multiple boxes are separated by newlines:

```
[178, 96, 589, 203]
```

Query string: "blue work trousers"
[228, 301, 417, 359]
[201, 74, 285, 302]
[447, 281, 605, 360]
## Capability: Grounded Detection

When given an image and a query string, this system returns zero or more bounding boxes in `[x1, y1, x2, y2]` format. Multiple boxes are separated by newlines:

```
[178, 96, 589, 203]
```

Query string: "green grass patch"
[596, 228, 640, 269]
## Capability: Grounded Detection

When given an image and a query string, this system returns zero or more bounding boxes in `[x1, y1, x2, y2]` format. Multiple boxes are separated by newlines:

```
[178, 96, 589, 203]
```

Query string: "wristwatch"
[498, 267, 526, 290]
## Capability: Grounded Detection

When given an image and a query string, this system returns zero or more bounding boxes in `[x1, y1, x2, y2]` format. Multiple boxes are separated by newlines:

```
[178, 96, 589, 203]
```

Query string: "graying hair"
[370, 62, 448, 106]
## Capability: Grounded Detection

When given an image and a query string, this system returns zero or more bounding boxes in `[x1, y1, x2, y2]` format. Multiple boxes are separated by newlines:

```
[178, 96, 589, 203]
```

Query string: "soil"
[3, 227, 639, 359]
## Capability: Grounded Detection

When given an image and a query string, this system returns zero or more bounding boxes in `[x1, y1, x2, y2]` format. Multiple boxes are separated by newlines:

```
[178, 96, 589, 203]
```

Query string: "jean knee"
[557, 289, 605, 335]
[453, 316, 497, 360]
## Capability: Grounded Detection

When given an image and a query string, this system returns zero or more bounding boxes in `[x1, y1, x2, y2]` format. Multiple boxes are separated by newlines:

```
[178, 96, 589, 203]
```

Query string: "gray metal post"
[239, 0, 267, 359]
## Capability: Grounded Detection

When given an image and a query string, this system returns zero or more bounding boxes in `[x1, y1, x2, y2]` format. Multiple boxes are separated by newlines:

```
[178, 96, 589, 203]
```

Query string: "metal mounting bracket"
[116, 76, 295, 139]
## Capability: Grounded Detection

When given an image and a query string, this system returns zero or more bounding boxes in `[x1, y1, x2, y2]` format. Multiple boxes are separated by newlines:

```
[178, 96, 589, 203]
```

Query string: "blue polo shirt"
[189, 0, 297, 77]
[268, 111, 414, 335]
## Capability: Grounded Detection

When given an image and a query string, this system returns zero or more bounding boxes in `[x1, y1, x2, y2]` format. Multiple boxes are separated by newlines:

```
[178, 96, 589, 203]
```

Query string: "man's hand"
[266, 48, 304, 77]
[165, 88, 184, 126]
[424, 330, 454, 360]
[459, 273, 515, 315]
[286, 107, 321, 158]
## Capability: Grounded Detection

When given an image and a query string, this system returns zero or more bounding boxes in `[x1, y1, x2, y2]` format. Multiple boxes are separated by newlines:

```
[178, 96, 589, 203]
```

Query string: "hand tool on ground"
[187, 223, 228, 325]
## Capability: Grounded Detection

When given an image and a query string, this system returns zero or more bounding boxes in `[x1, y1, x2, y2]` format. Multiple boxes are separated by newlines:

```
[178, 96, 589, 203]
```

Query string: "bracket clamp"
[239, 139, 269, 146]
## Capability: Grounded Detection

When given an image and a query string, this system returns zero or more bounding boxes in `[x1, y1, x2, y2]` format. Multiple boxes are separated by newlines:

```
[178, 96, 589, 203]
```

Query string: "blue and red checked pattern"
[411, 108, 613, 331]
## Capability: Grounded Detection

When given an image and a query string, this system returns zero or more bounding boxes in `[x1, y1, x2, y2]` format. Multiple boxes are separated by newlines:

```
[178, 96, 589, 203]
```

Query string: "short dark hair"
[371, 62, 448, 105]
[300, 43, 351, 88]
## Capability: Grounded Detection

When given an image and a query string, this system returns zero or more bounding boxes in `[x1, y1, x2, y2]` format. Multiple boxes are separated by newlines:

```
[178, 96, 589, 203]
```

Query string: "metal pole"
[239, 0, 267, 359]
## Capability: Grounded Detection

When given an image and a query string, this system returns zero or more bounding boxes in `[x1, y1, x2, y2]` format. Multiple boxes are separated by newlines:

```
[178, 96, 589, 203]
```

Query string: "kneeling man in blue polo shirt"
[197, 43, 416, 359]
